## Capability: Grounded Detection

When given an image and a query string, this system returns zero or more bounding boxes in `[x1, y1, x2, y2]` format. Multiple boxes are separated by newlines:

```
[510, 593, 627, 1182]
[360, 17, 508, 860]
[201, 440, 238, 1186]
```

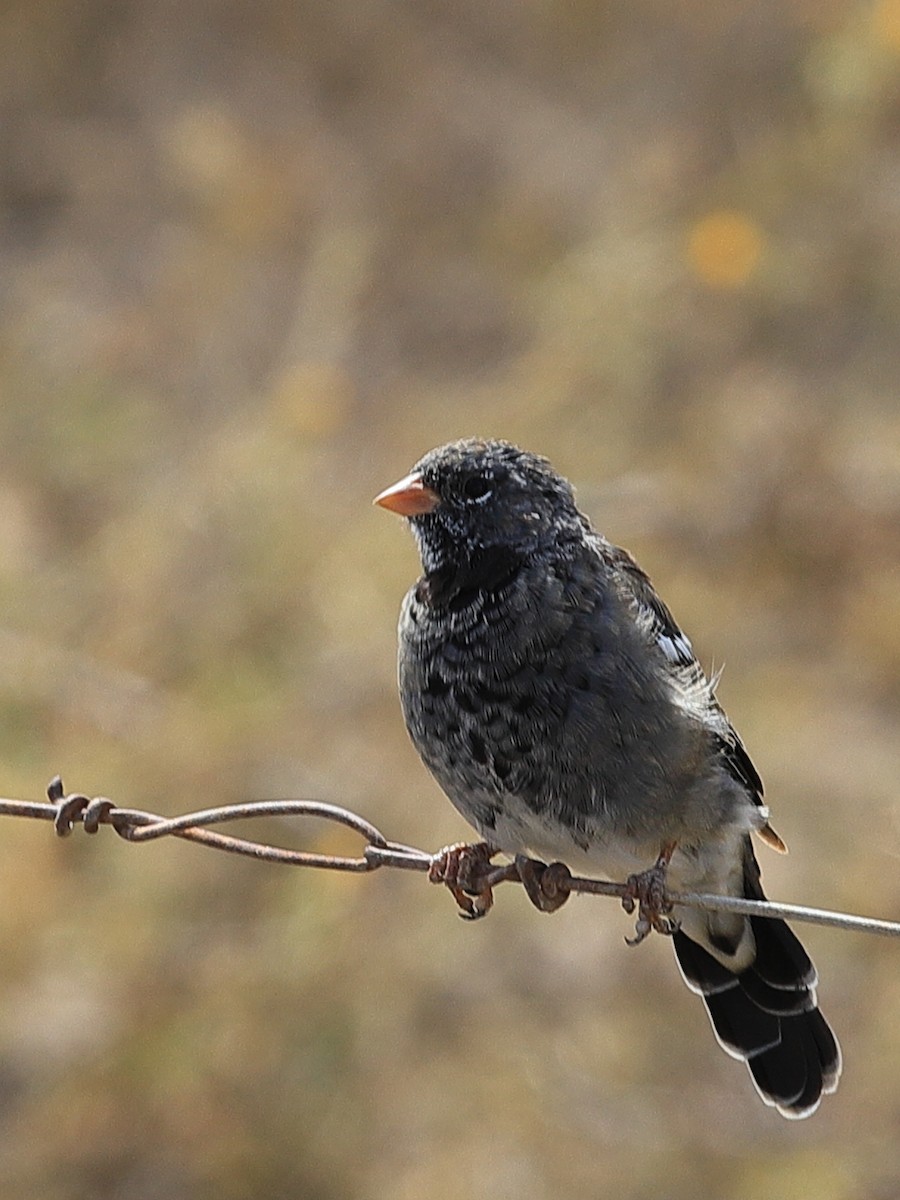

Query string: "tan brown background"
[1, 1, 899, 1196]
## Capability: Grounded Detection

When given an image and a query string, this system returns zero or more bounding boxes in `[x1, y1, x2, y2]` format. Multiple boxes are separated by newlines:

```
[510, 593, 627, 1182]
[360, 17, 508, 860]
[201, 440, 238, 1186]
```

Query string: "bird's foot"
[622, 842, 680, 945]
[514, 855, 572, 913]
[429, 841, 501, 920]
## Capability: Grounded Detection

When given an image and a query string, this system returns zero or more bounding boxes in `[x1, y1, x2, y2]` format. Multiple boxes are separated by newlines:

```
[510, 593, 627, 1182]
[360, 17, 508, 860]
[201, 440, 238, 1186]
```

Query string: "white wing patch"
[656, 630, 694, 666]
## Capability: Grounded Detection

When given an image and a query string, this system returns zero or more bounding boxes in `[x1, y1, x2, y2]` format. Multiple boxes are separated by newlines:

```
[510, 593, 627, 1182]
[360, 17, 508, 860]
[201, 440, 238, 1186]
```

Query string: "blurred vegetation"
[0, 0, 899, 1196]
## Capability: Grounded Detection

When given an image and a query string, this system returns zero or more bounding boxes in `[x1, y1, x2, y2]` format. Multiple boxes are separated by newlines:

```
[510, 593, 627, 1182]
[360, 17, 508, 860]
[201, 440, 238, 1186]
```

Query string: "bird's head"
[374, 438, 585, 577]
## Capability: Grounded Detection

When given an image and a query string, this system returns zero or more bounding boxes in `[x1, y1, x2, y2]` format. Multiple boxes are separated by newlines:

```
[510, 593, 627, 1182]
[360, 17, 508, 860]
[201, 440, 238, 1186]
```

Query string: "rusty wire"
[0, 776, 898, 940]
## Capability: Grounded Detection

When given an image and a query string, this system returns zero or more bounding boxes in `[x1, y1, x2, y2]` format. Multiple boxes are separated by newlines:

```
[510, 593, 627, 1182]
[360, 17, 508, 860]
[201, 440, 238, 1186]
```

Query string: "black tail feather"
[746, 1017, 811, 1108]
[749, 908, 815, 990]
[672, 845, 841, 1118]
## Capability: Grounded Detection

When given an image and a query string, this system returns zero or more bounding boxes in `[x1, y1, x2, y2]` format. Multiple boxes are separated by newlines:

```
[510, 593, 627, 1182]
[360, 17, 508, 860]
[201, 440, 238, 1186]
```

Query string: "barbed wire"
[1, 776, 898, 941]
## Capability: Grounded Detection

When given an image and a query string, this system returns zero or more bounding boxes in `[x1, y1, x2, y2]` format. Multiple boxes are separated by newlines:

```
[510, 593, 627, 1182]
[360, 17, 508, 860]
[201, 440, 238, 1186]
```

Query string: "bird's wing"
[594, 539, 779, 841]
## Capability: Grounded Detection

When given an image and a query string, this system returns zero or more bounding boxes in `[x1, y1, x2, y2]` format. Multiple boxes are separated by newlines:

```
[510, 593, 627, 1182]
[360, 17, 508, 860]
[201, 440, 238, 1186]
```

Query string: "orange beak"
[373, 471, 440, 516]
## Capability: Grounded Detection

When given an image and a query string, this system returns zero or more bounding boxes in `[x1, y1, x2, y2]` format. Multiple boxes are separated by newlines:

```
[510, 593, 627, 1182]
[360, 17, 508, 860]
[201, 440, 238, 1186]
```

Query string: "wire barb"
[0, 777, 895, 940]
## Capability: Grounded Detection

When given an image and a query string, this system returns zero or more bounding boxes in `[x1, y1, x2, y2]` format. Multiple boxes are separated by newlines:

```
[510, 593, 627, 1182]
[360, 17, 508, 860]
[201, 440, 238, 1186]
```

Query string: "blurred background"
[0, 0, 899, 1196]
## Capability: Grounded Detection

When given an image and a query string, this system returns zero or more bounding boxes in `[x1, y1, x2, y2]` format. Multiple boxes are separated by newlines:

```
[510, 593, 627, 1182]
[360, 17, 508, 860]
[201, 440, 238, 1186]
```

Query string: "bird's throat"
[419, 544, 524, 609]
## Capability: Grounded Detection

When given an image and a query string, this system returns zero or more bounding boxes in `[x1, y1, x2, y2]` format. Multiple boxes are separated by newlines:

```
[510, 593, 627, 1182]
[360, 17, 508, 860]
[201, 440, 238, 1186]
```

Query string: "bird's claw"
[622, 847, 680, 945]
[515, 855, 572, 913]
[429, 841, 500, 919]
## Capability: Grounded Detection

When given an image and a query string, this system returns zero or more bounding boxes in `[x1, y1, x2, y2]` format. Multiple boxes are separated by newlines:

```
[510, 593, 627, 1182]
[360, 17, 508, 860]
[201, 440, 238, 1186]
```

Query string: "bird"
[374, 437, 841, 1118]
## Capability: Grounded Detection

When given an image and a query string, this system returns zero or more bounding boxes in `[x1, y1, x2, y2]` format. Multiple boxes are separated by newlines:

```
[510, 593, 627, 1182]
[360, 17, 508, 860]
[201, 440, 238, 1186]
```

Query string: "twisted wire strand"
[0, 777, 895, 940]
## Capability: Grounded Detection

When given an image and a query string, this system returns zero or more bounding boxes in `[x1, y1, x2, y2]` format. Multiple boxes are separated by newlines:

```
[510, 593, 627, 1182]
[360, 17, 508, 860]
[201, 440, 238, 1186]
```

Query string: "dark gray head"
[375, 438, 587, 581]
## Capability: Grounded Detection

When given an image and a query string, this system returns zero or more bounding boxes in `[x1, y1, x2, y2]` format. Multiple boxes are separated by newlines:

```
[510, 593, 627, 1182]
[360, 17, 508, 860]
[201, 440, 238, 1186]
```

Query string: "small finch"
[376, 438, 840, 1118]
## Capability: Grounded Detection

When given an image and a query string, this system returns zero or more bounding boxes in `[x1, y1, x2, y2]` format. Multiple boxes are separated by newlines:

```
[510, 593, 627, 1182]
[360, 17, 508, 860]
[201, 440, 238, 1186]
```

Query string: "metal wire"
[0, 776, 897, 940]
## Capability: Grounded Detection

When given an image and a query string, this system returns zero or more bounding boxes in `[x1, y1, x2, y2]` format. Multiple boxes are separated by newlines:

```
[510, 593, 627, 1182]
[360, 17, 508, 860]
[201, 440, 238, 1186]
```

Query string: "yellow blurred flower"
[873, 0, 900, 52]
[686, 210, 765, 288]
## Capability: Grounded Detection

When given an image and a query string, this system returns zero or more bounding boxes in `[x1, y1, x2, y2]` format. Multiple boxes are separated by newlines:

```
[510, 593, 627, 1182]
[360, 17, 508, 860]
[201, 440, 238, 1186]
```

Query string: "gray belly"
[396, 577, 753, 884]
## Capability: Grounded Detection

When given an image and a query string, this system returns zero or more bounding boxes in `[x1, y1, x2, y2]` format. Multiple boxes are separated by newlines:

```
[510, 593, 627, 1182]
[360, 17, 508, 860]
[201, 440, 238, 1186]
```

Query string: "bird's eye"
[462, 475, 493, 501]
